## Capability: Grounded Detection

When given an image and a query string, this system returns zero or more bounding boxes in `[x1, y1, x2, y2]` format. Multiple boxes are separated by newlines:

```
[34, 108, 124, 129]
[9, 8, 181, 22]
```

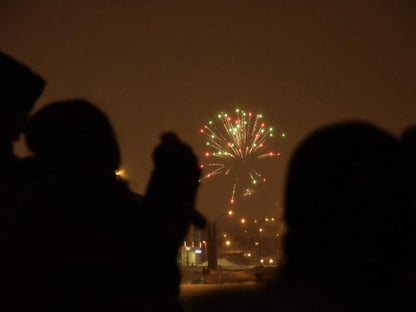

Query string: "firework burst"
[200, 109, 285, 205]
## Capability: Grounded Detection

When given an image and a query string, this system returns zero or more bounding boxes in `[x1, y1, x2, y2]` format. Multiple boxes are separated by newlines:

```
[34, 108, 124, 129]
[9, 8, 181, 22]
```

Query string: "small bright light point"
[261, 129, 265, 133]
[269, 259, 274, 264]
[247, 253, 251, 257]
[265, 218, 269, 221]
[269, 152, 273, 156]
[206, 142, 210, 146]
[271, 218, 275, 221]
[277, 152, 281, 156]
[225, 240, 231, 246]
[269, 127, 273, 131]
[260, 259, 264, 263]
[254, 219, 258, 223]
[236, 108, 239, 112]
[200, 165, 204, 168]
[261, 123, 265, 127]
[263, 178, 267, 182]
[270, 133, 273, 137]
[209, 121, 213, 124]
[230, 199, 234, 204]
[218, 114, 222, 118]
[211, 135, 215, 138]
[259, 228, 263, 232]
[241, 218, 246, 224]
[228, 210, 233, 216]
[255, 242, 259, 246]
[200, 129, 204, 133]
[282, 133, 286, 137]
[115, 169, 126, 178]
[223, 234, 227, 238]
[205, 152, 210, 157]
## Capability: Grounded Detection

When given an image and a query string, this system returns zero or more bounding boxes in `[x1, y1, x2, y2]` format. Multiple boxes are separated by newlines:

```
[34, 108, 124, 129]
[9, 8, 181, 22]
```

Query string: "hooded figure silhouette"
[4, 99, 182, 311]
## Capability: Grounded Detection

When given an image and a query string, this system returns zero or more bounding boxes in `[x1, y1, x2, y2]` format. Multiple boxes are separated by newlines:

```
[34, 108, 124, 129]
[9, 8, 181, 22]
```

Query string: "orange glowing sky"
[1, 0, 415, 219]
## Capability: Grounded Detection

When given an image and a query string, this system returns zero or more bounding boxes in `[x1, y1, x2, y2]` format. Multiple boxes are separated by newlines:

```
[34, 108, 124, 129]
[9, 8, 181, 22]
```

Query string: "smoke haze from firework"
[200, 109, 286, 206]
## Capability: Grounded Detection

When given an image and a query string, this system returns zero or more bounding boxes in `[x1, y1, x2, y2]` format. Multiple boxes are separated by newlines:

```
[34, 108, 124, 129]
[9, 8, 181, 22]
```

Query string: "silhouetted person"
[143, 132, 206, 308]
[0, 51, 45, 246]
[262, 122, 411, 312]
[4, 99, 205, 311]
[3, 99, 175, 311]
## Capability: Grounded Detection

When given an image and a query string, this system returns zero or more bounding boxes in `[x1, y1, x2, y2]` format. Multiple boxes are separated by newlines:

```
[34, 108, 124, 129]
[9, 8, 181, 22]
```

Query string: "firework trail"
[200, 109, 285, 205]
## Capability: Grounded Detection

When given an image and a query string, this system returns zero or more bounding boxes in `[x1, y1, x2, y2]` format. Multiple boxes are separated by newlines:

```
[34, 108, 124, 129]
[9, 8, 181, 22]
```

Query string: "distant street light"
[115, 169, 126, 179]
[257, 217, 277, 266]
[237, 216, 279, 266]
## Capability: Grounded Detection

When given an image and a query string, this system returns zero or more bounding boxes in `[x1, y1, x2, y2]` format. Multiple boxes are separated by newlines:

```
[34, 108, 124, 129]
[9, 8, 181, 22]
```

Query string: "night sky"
[1, 0, 415, 220]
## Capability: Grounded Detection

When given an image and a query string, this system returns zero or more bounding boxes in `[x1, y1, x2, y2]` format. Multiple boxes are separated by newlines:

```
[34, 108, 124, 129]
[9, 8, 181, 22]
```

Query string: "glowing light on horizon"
[115, 169, 126, 178]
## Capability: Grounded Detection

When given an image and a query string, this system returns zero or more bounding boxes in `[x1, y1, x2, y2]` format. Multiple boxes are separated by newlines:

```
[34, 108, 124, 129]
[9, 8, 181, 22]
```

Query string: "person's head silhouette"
[0, 51, 45, 142]
[283, 122, 410, 298]
[24, 99, 120, 174]
[151, 132, 206, 229]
